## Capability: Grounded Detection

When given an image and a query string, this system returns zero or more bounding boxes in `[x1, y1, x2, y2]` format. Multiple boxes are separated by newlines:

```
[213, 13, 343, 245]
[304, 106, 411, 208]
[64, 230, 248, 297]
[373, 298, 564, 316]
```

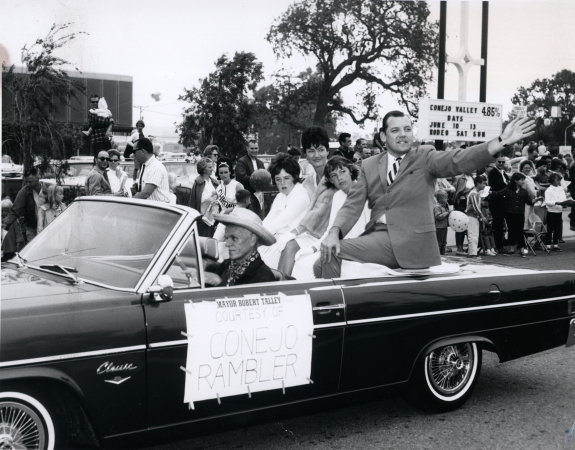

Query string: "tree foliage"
[511, 69, 575, 146]
[266, 0, 439, 127]
[2, 23, 86, 170]
[177, 52, 264, 160]
[253, 68, 339, 150]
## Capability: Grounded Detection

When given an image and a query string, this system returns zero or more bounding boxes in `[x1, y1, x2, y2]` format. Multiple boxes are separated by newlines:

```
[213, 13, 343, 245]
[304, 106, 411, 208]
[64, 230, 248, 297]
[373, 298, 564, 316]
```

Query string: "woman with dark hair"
[107, 149, 131, 197]
[492, 172, 541, 257]
[215, 157, 244, 213]
[190, 158, 219, 237]
[276, 156, 358, 276]
[259, 157, 310, 268]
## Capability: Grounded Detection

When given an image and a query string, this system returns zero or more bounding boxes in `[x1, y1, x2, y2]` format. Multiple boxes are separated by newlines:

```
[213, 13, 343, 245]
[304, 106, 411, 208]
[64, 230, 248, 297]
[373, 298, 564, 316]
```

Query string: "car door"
[144, 228, 346, 428]
[338, 273, 496, 392]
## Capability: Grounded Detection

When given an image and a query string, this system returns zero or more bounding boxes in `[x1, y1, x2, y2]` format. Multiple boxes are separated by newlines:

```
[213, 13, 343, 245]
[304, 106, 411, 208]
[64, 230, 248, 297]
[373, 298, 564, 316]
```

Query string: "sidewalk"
[446, 212, 574, 248]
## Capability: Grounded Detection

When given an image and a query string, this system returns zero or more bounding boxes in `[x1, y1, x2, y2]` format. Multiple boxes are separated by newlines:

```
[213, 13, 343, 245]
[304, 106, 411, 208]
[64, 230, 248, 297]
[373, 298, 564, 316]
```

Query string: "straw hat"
[213, 209, 276, 246]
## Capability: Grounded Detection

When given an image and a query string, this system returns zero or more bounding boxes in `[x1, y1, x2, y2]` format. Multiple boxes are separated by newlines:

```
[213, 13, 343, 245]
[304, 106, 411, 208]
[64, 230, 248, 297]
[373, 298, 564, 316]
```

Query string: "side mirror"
[148, 274, 174, 303]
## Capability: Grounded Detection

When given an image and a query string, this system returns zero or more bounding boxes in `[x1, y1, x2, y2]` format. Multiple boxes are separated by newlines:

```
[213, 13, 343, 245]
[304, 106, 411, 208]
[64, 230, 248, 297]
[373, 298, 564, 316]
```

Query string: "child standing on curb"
[434, 189, 450, 255]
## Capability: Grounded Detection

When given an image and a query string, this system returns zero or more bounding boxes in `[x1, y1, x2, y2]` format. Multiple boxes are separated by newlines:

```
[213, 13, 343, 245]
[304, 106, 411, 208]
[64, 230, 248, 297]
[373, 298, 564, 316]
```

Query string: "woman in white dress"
[215, 158, 244, 213]
[106, 150, 131, 197]
[259, 157, 310, 268]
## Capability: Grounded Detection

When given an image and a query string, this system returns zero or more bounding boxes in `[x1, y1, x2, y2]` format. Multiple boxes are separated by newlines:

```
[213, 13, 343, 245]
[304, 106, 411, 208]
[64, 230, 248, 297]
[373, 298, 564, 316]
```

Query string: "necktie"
[387, 157, 402, 185]
[138, 164, 146, 192]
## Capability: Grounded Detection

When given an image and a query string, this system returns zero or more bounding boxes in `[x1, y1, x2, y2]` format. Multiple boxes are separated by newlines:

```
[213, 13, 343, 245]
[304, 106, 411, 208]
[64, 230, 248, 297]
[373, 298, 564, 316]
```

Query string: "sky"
[1, 0, 574, 142]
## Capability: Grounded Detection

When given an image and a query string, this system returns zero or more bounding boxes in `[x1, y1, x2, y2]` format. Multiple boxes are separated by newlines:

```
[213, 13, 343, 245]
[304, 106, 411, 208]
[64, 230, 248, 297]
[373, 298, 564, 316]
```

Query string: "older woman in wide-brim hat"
[203, 209, 276, 287]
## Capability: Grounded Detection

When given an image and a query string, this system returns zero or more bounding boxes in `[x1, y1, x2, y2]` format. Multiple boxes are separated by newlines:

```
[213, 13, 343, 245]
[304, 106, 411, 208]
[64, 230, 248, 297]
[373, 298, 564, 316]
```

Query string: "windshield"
[21, 200, 182, 289]
[164, 162, 198, 178]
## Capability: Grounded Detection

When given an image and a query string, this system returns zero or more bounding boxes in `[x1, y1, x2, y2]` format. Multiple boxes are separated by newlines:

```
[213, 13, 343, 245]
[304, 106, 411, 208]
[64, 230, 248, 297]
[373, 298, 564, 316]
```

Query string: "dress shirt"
[377, 153, 403, 224]
[250, 157, 259, 172]
[139, 155, 170, 203]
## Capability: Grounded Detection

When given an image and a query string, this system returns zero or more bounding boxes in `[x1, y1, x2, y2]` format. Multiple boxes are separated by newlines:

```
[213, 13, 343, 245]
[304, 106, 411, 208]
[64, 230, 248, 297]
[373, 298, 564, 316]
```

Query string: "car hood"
[1, 265, 105, 300]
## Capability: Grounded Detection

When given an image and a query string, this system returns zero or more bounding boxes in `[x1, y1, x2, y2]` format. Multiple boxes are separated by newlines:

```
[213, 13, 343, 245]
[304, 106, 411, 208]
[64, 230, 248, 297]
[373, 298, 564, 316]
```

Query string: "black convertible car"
[1, 197, 574, 449]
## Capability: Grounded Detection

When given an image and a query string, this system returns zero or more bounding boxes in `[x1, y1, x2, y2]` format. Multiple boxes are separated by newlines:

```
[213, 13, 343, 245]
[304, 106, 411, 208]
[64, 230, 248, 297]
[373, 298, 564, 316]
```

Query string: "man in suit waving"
[235, 139, 265, 194]
[488, 155, 511, 252]
[314, 111, 535, 277]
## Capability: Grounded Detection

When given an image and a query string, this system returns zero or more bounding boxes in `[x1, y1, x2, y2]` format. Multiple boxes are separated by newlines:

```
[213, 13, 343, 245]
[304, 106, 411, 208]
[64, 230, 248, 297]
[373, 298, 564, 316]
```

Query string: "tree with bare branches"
[266, 0, 439, 127]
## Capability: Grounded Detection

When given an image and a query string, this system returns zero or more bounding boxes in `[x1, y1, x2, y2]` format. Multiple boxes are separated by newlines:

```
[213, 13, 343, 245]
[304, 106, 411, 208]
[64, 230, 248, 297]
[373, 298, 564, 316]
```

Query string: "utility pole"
[133, 105, 149, 121]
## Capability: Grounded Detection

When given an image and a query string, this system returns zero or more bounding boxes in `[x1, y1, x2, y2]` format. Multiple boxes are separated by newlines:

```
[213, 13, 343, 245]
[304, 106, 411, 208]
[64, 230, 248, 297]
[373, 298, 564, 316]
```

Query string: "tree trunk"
[313, 91, 330, 127]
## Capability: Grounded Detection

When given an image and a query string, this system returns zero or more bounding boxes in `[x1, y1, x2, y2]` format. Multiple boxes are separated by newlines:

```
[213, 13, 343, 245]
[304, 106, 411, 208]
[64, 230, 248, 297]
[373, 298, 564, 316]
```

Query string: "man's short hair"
[235, 189, 251, 205]
[474, 176, 485, 186]
[136, 120, 145, 128]
[24, 168, 38, 178]
[338, 132, 351, 145]
[203, 145, 219, 157]
[248, 139, 258, 145]
[356, 138, 365, 146]
[287, 147, 301, 157]
[301, 126, 329, 151]
[381, 111, 407, 133]
[550, 159, 567, 172]
[527, 146, 538, 155]
[138, 138, 154, 154]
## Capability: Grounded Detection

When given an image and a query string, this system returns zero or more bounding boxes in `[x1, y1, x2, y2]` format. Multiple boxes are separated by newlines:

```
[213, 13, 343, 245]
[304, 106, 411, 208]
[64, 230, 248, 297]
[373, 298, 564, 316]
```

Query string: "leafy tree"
[177, 52, 264, 160]
[266, 0, 439, 127]
[2, 23, 86, 171]
[511, 69, 575, 146]
[253, 68, 339, 151]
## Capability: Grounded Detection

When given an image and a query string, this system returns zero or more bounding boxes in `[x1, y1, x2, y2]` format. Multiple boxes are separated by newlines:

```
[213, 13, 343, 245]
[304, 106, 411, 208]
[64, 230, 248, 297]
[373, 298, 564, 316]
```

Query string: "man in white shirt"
[133, 138, 171, 203]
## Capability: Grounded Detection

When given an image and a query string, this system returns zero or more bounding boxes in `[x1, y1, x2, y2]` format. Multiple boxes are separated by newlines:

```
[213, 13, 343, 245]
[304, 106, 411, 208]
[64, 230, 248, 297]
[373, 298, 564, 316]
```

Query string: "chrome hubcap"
[0, 402, 45, 450]
[427, 344, 474, 396]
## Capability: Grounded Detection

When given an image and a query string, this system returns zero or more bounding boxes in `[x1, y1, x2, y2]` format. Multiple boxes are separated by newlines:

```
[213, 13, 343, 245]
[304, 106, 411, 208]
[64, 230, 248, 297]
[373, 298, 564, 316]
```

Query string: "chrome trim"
[148, 340, 188, 348]
[0, 345, 146, 368]
[347, 294, 575, 325]
[313, 322, 346, 329]
[339, 270, 575, 288]
[309, 285, 342, 291]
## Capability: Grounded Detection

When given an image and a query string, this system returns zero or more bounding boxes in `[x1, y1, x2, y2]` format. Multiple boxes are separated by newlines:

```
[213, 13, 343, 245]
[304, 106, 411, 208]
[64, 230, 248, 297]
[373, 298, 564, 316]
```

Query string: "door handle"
[313, 304, 345, 311]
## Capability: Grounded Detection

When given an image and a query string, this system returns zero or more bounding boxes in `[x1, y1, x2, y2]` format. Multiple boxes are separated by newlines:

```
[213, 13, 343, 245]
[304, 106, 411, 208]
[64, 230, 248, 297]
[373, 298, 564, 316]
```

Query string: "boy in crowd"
[434, 190, 450, 255]
[480, 200, 497, 256]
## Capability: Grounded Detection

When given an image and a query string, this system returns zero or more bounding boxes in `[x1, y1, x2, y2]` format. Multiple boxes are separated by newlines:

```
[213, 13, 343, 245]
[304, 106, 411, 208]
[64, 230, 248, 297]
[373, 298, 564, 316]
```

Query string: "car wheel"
[404, 342, 482, 413]
[0, 390, 66, 450]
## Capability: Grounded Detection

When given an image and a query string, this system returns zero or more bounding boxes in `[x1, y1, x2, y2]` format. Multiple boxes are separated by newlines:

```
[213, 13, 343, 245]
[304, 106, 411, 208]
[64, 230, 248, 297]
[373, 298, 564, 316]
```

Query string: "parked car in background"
[39, 157, 134, 202]
[1, 156, 24, 201]
[163, 159, 199, 189]
[1, 196, 574, 449]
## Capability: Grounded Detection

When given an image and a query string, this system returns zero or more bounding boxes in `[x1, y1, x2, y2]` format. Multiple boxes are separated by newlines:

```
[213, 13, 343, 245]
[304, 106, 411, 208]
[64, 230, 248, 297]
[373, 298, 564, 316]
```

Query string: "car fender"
[407, 334, 502, 382]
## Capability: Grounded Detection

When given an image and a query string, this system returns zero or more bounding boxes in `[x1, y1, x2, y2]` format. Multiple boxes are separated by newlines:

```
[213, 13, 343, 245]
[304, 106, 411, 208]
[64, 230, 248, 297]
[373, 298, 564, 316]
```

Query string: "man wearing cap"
[204, 209, 276, 287]
[133, 138, 171, 202]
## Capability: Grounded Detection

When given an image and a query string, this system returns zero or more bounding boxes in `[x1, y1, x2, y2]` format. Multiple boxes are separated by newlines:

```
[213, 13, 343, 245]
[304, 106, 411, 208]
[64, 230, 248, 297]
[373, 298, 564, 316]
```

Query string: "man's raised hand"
[501, 117, 536, 145]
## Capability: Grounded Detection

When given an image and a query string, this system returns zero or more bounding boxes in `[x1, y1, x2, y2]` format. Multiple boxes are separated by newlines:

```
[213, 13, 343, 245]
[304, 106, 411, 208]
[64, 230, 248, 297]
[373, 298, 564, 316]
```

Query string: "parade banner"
[511, 105, 527, 119]
[183, 293, 314, 406]
[417, 98, 503, 142]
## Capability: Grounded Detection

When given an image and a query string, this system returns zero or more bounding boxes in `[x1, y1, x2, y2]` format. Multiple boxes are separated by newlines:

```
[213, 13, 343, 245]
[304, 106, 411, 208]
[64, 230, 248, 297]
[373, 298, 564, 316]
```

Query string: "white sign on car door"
[183, 293, 314, 407]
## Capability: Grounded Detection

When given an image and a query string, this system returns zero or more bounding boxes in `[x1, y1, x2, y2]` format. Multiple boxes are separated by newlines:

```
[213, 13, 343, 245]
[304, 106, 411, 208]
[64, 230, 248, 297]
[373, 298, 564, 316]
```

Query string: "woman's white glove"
[295, 246, 315, 261]
[276, 232, 296, 251]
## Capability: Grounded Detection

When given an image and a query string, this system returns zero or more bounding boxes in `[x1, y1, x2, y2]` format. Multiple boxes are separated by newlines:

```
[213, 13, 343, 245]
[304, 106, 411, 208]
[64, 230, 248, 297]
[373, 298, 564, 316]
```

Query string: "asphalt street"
[146, 242, 575, 450]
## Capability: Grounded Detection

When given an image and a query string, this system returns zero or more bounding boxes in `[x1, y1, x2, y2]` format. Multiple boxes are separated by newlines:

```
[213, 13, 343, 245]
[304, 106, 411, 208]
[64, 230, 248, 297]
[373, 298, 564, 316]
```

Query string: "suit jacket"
[333, 143, 495, 269]
[487, 168, 509, 213]
[235, 155, 265, 194]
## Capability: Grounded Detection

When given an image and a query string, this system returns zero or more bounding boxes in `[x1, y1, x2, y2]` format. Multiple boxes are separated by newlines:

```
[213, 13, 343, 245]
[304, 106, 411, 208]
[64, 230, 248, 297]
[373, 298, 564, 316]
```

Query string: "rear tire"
[0, 389, 68, 450]
[404, 342, 482, 413]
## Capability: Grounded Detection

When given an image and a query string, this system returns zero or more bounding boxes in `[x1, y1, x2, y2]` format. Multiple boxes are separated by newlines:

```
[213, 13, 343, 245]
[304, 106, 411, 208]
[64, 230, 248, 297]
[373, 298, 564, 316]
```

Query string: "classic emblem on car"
[104, 376, 132, 385]
[97, 361, 138, 375]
